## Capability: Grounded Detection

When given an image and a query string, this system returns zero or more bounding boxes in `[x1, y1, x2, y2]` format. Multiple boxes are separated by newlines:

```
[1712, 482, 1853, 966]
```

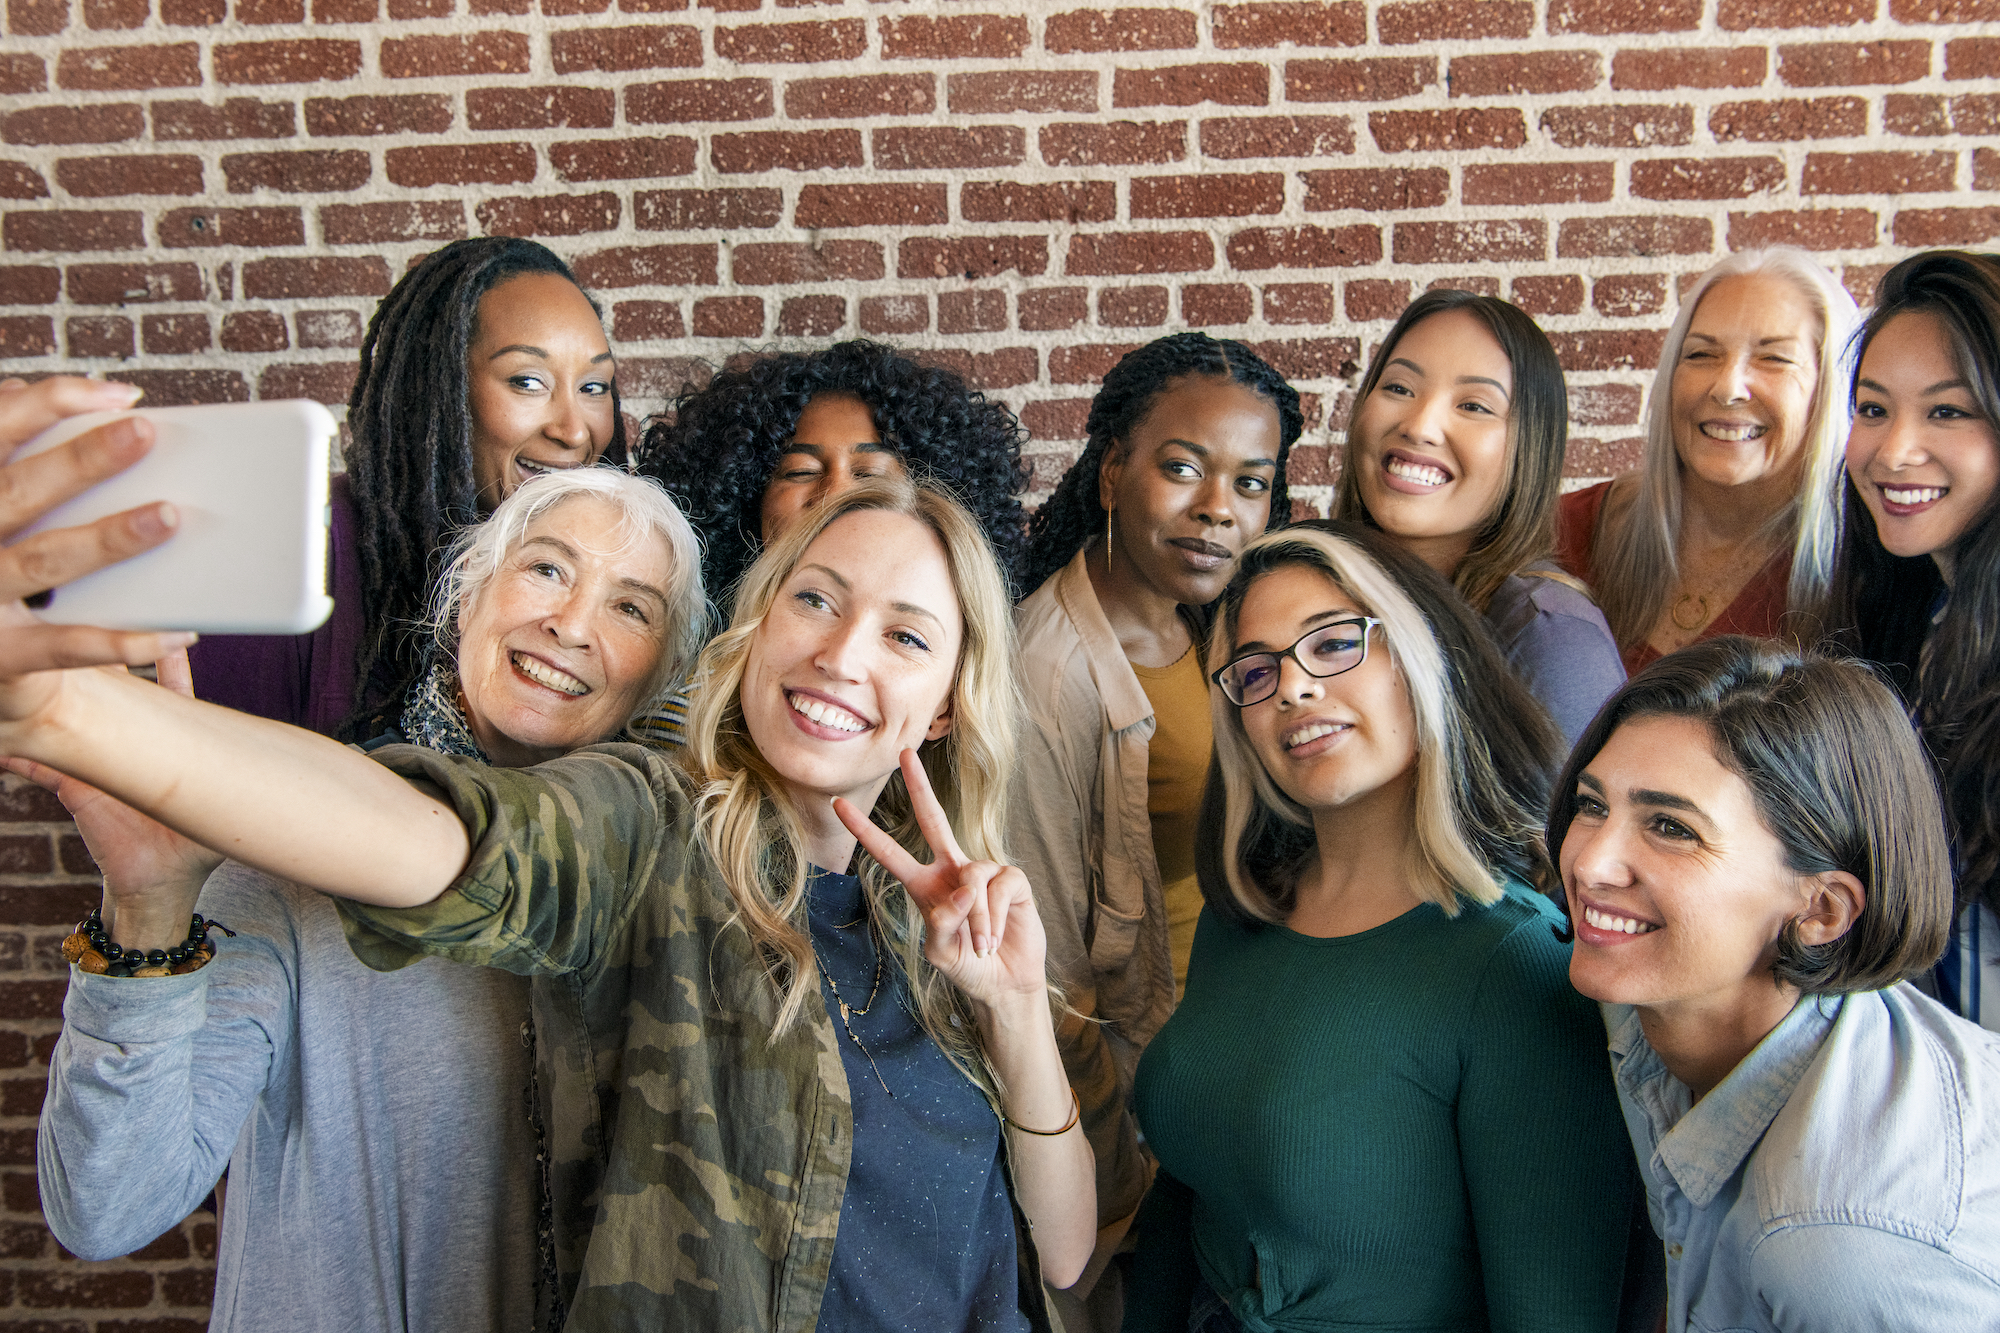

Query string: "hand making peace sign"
[833, 748, 1051, 1008]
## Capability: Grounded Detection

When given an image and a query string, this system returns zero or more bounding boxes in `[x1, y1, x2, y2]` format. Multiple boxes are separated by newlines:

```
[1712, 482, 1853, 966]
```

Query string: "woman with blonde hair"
[0, 474, 1091, 1331]
[1126, 521, 1636, 1332]
[1558, 247, 1859, 673]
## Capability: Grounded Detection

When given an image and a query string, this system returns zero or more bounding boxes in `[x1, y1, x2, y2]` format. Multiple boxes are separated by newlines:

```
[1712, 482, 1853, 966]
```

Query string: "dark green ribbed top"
[1128, 880, 1635, 1333]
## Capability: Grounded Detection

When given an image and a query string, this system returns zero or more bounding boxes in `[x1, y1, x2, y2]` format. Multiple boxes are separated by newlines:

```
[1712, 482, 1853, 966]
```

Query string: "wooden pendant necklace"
[817, 916, 893, 1098]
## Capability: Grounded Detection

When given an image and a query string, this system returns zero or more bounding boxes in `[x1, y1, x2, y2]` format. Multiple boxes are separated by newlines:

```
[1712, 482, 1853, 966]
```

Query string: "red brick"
[1394, 218, 1544, 265]
[947, 71, 1096, 115]
[319, 200, 463, 244]
[880, 13, 1027, 59]
[1343, 276, 1410, 320]
[1132, 173, 1283, 218]
[470, 0, 528, 13]
[1779, 41, 1928, 87]
[1549, 330, 1667, 373]
[4, 208, 141, 251]
[1065, 231, 1212, 276]
[1200, 115, 1353, 159]
[1513, 275, 1585, 316]
[18, 1271, 153, 1309]
[573, 243, 720, 288]
[1551, 0, 1700, 29]
[221, 150, 368, 194]
[160, 0, 225, 17]
[0, 765, 65, 811]
[1612, 47, 1765, 90]
[1802, 150, 1954, 195]
[59, 43, 201, 89]
[1557, 214, 1712, 257]
[858, 294, 926, 335]
[113, 368, 251, 406]
[1371, 108, 1525, 152]
[1045, 6, 1196, 52]
[1950, 94, 2000, 135]
[1040, 120, 1184, 167]
[1091, 286, 1163, 327]
[553, 25, 698, 73]
[65, 315, 130, 357]
[386, 143, 534, 188]
[1884, 93, 1949, 135]
[1976, 148, 2000, 191]
[1175, 282, 1253, 327]
[692, 295, 765, 338]
[64, 260, 201, 303]
[939, 289, 1006, 335]
[0, 54, 47, 95]
[315, 0, 377, 19]
[1723, 0, 1875, 24]
[899, 236, 1045, 280]
[1244, 336, 1359, 380]
[0, 1217, 43, 1254]
[1214, 2, 1364, 48]
[635, 186, 781, 230]
[793, 183, 946, 229]
[551, 137, 695, 182]
[714, 18, 863, 63]
[0, 315, 50, 355]
[1021, 399, 1090, 443]
[159, 208, 300, 254]
[1542, 103, 1693, 147]
[1729, 207, 1878, 250]
[1015, 288, 1087, 331]
[613, 300, 684, 341]
[1630, 156, 1785, 201]
[1378, 0, 1531, 42]
[1462, 162, 1612, 205]
[219, 309, 286, 351]
[1301, 167, 1444, 214]
[874, 125, 1022, 170]
[238, 0, 304, 21]
[786, 74, 934, 120]
[924, 346, 1038, 390]
[240, 255, 389, 299]
[1564, 436, 1646, 477]
[381, 34, 533, 80]
[464, 87, 614, 132]
[3, 104, 143, 145]
[1946, 38, 2000, 79]
[1894, 207, 2000, 247]
[627, 78, 772, 124]
[476, 191, 621, 237]
[1225, 223, 1379, 269]
[1050, 341, 1143, 384]
[0, 262, 58, 300]
[212, 39, 359, 85]
[1569, 383, 1643, 426]
[777, 295, 844, 336]
[1114, 63, 1267, 109]
[1890, 0, 1999, 17]
[712, 129, 863, 173]
[1260, 282, 1330, 325]
[7, 0, 68, 34]
[957, 182, 1112, 227]
[161, 1268, 215, 1307]
[0, 162, 47, 199]
[304, 95, 450, 138]
[1449, 51, 1600, 97]
[1287, 56, 1435, 102]
[1594, 273, 1666, 317]
[1711, 96, 1868, 140]
[141, 312, 209, 354]
[152, 97, 294, 140]
[733, 239, 880, 285]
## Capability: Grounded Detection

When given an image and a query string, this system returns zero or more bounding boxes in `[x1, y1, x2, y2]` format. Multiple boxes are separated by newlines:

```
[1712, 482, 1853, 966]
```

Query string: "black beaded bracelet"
[61, 906, 235, 979]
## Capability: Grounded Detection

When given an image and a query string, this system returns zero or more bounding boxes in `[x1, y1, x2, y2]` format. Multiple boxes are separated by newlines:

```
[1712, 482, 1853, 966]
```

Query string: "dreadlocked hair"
[636, 339, 1031, 620]
[1019, 331, 1304, 600]
[338, 236, 628, 743]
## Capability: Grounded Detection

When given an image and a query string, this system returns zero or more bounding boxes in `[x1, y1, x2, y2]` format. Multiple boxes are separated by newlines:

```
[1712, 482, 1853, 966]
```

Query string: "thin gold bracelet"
[1003, 1087, 1081, 1136]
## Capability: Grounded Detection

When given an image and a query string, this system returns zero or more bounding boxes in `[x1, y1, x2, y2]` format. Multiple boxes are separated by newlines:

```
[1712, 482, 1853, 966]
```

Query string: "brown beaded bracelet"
[1002, 1088, 1082, 1137]
[61, 906, 234, 979]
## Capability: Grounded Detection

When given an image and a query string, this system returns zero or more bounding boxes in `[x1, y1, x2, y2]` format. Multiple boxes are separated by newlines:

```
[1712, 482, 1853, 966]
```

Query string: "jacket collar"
[1051, 544, 1154, 734]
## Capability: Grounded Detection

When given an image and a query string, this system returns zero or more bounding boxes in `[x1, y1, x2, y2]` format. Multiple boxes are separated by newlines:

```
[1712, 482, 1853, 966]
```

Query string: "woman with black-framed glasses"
[1125, 520, 1641, 1333]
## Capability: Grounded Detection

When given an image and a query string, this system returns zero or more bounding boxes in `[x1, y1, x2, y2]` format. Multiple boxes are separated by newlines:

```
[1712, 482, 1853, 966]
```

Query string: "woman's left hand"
[834, 748, 1048, 1009]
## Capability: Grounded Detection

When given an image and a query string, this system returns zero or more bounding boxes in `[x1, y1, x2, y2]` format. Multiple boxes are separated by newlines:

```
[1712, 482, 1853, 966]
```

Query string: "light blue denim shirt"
[1607, 985, 2000, 1332]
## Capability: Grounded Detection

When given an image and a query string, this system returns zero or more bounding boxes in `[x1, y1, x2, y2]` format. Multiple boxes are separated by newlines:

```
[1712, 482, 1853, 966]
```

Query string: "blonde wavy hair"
[682, 475, 1023, 1068]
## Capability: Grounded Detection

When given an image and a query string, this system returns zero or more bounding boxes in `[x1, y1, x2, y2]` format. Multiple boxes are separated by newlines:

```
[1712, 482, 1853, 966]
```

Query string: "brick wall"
[1, 0, 1997, 1322]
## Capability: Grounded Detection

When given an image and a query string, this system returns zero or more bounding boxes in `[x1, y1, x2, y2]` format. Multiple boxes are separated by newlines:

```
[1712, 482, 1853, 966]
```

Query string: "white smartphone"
[11, 399, 338, 634]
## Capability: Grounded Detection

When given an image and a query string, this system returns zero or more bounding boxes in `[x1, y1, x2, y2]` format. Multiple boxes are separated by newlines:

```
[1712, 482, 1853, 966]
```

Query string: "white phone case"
[12, 399, 338, 634]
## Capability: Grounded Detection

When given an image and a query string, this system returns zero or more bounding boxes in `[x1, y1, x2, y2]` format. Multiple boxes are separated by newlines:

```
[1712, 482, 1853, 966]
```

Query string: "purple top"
[185, 473, 367, 737]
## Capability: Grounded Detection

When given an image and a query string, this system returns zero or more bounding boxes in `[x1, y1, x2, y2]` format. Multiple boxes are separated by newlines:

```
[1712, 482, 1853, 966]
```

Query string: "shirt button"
[1668, 1243, 1684, 1260]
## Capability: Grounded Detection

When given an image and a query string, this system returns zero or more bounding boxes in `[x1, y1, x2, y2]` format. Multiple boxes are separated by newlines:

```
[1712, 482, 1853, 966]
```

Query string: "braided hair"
[637, 339, 1031, 615]
[1019, 332, 1304, 600]
[341, 237, 627, 741]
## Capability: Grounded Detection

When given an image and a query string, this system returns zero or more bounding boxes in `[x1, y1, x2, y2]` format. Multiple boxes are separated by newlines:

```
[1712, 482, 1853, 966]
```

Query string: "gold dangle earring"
[1105, 505, 1114, 552]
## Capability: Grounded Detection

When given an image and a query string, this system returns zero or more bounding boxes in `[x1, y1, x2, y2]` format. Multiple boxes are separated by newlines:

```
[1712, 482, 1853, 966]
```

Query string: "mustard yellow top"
[1130, 646, 1213, 999]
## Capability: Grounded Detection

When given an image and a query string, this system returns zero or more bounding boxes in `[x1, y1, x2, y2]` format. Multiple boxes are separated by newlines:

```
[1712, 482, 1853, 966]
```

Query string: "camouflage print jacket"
[337, 742, 1056, 1333]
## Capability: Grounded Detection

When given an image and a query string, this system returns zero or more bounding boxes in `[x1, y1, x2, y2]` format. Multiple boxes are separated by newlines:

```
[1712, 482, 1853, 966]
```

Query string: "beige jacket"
[1012, 549, 1174, 1265]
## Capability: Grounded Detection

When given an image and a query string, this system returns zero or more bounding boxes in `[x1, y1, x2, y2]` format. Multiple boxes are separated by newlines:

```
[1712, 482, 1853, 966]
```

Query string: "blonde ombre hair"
[682, 475, 1023, 1058]
[1592, 247, 1859, 648]
[1198, 522, 1559, 926]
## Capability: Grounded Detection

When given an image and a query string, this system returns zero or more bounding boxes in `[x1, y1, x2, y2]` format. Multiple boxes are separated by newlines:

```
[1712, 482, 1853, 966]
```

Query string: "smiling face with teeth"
[454, 494, 675, 768]
[1668, 274, 1823, 498]
[1846, 311, 2000, 569]
[466, 272, 617, 513]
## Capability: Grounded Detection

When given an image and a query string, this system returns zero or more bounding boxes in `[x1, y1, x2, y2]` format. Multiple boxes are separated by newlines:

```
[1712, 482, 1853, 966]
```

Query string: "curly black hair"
[1019, 332, 1304, 599]
[341, 236, 627, 741]
[637, 339, 1031, 615]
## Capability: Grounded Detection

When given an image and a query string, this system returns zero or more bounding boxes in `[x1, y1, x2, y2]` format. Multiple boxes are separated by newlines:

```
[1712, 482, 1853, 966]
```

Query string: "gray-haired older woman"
[31, 467, 702, 1333]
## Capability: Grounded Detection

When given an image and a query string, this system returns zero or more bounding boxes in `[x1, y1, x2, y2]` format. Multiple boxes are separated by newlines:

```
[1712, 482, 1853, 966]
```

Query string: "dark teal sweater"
[1128, 881, 1635, 1332]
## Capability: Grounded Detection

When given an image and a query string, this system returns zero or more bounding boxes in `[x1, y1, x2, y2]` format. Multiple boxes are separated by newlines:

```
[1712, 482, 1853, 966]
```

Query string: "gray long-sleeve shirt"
[38, 863, 538, 1333]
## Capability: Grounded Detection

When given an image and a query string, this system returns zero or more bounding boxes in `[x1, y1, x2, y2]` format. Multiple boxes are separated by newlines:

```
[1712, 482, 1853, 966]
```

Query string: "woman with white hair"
[32, 467, 703, 1333]
[1557, 248, 1859, 674]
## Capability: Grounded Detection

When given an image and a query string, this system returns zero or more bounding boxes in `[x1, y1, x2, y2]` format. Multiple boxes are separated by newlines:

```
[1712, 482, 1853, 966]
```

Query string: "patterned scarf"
[396, 660, 487, 761]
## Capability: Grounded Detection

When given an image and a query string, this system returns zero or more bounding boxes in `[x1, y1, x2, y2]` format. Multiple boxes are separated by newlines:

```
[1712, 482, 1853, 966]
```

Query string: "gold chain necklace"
[816, 917, 893, 1098]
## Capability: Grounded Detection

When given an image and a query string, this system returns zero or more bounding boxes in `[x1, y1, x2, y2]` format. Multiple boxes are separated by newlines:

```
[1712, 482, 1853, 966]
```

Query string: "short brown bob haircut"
[1546, 636, 1954, 994]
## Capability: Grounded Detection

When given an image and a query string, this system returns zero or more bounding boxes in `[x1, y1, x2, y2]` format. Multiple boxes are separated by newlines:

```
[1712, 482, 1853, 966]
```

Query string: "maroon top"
[185, 472, 368, 737]
[1556, 479, 1791, 677]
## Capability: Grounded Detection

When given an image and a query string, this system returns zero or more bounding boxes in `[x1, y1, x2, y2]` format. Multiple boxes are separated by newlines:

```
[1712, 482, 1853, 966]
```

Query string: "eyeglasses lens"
[1218, 620, 1370, 705]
